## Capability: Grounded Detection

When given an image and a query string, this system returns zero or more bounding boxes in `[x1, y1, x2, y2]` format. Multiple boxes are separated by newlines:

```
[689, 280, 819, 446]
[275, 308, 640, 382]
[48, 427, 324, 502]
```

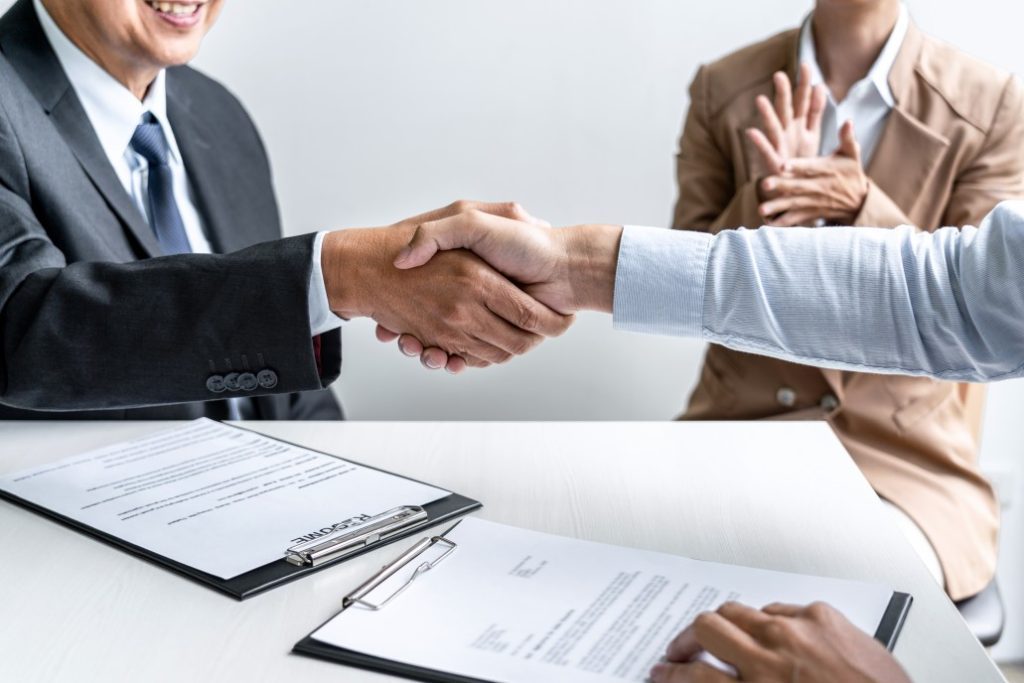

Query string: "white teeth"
[146, 1, 200, 16]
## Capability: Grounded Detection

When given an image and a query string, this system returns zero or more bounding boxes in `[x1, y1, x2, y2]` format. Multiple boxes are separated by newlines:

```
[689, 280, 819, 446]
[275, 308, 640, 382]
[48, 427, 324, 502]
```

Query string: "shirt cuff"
[612, 225, 711, 338]
[308, 231, 346, 337]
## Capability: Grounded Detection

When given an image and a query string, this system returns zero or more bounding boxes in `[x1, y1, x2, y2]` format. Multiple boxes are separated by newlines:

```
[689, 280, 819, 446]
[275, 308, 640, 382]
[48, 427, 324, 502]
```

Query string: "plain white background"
[6, 0, 1023, 661]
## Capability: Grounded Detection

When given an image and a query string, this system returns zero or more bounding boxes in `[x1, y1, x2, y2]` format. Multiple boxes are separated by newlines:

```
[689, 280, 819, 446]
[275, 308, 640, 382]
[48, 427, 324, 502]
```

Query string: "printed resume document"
[301, 518, 906, 683]
[0, 419, 449, 579]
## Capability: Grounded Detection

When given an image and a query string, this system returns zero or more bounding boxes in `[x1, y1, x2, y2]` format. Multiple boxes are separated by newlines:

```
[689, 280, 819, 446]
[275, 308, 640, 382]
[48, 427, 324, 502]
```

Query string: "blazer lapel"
[166, 83, 248, 255]
[866, 21, 950, 220]
[0, 0, 161, 258]
[48, 95, 163, 257]
[866, 110, 949, 217]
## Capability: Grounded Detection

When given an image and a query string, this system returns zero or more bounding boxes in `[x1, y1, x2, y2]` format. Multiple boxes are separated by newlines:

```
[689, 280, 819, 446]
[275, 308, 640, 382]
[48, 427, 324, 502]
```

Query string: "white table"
[0, 421, 1001, 682]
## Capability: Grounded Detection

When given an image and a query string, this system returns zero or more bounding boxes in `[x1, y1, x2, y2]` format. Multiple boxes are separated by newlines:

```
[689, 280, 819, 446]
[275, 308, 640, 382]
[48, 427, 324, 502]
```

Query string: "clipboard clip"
[285, 505, 429, 567]
[342, 526, 459, 611]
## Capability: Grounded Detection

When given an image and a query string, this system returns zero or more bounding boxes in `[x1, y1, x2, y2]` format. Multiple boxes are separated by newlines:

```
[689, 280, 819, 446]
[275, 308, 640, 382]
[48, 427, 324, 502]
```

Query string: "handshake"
[321, 201, 624, 373]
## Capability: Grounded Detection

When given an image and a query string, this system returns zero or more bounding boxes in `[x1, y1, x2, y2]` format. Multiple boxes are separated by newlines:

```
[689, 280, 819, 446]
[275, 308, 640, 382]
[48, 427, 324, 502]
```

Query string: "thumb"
[838, 120, 861, 162]
[393, 214, 484, 269]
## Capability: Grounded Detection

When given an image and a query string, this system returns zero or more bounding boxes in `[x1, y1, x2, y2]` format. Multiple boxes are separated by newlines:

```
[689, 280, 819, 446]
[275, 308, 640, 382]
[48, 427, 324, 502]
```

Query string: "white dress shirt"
[33, 0, 342, 337]
[800, 3, 909, 165]
[613, 201, 1024, 383]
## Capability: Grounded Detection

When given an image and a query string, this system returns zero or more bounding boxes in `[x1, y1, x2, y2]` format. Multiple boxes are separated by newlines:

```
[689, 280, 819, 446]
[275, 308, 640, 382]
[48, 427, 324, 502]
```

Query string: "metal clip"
[285, 505, 429, 567]
[343, 523, 460, 610]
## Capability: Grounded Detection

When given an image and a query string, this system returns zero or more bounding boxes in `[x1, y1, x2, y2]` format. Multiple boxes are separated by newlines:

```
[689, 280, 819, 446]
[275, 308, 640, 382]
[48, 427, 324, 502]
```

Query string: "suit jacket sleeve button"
[776, 387, 797, 408]
[257, 369, 278, 389]
[238, 372, 258, 391]
[206, 375, 226, 393]
[223, 372, 240, 391]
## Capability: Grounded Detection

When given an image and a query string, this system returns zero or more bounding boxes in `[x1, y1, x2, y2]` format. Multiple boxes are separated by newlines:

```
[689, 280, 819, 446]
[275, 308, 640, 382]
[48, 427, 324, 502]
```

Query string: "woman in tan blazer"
[673, 0, 1024, 601]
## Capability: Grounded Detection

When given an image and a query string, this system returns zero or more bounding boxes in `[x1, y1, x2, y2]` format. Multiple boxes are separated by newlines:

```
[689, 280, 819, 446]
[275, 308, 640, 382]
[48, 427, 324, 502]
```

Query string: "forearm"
[1, 234, 336, 410]
[602, 202, 1024, 382]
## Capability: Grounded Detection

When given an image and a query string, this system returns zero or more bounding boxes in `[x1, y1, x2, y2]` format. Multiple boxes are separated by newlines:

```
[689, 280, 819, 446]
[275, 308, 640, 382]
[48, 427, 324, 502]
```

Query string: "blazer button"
[820, 394, 840, 412]
[238, 373, 258, 391]
[206, 375, 226, 393]
[776, 387, 797, 408]
[223, 372, 241, 392]
[257, 369, 279, 389]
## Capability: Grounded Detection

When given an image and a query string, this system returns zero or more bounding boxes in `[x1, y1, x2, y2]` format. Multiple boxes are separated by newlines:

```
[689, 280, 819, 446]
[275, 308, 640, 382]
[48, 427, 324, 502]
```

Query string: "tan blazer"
[673, 22, 1024, 600]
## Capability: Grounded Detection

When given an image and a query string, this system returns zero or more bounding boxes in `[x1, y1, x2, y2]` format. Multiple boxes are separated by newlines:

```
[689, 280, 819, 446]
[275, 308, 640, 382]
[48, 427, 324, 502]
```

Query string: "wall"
[5, 0, 1022, 661]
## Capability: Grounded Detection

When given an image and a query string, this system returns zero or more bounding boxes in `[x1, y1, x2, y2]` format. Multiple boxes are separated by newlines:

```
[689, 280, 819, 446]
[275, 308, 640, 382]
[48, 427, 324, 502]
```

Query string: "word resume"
[0, 419, 448, 579]
[307, 518, 900, 682]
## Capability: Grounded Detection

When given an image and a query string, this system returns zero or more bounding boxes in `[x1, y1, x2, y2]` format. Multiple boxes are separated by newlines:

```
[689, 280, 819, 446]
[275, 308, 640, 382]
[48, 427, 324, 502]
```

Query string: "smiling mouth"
[144, 1, 203, 17]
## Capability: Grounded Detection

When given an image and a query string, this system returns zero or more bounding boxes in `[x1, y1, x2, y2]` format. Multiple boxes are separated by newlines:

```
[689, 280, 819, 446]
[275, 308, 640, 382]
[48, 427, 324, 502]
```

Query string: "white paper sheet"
[0, 419, 449, 579]
[312, 518, 897, 683]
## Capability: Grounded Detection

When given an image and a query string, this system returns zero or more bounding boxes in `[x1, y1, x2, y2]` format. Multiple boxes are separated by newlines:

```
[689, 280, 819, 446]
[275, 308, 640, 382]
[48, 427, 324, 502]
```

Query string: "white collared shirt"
[33, 0, 342, 337]
[799, 3, 910, 165]
[613, 199, 1024, 382]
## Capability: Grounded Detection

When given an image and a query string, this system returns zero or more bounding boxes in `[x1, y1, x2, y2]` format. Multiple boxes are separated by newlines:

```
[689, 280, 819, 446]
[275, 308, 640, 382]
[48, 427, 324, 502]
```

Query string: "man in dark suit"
[0, 0, 570, 420]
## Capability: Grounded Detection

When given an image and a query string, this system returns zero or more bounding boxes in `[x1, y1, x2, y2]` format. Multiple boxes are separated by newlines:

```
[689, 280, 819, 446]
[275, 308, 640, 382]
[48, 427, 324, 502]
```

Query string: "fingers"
[759, 176, 816, 197]
[773, 210, 823, 227]
[418, 346, 449, 370]
[837, 120, 861, 163]
[716, 601, 773, 635]
[780, 156, 828, 177]
[773, 71, 793, 129]
[746, 128, 783, 174]
[486, 280, 574, 339]
[806, 84, 827, 134]
[793, 63, 812, 120]
[667, 611, 762, 669]
[398, 334, 424, 357]
[649, 661, 735, 683]
[762, 602, 807, 618]
[664, 624, 702, 664]
[395, 212, 491, 270]
[414, 200, 550, 228]
[375, 324, 400, 343]
[443, 354, 468, 374]
[755, 95, 785, 151]
[759, 193, 817, 218]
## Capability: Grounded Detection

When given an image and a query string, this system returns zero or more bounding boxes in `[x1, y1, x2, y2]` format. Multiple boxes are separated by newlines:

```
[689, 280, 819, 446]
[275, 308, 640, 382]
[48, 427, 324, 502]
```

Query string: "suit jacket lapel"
[866, 110, 949, 217]
[166, 80, 248, 255]
[866, 22, 950, 220]
[48, 94, 163, 257]
[0, 0, 161, 258]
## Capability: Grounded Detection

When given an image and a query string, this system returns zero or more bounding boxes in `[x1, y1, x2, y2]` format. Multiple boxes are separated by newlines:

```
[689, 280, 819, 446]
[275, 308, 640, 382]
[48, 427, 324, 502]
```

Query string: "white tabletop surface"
[0, 420, 1002, 683]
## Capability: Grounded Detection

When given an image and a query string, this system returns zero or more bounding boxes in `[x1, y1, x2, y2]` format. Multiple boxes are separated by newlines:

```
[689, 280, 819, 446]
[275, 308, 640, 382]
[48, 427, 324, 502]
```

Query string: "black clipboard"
[292, 520, 913, 683]
[293, 593, 912, 683]
[294, 592, 912, 683]
[0, 423, 481, 600]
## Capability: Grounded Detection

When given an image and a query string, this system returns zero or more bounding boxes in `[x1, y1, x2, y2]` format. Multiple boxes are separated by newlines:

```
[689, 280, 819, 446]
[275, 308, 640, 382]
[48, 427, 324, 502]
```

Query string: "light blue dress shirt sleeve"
[309, 231, 346, 336]
[613, 201, 1024, 382]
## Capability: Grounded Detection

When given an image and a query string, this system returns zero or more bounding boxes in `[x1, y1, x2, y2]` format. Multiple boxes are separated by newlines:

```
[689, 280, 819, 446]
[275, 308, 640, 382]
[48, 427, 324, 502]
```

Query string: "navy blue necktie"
[130, 112, 192, 255]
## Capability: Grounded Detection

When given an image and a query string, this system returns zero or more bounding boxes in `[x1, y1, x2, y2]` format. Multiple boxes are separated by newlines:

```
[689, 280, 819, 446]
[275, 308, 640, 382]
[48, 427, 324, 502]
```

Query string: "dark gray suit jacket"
[0, 0, 342, 420]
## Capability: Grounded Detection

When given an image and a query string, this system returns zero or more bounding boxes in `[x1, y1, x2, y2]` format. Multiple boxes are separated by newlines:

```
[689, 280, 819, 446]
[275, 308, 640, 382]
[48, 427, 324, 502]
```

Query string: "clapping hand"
[747, 63, 827, 177]
[758, 121, 870, 226]
[748, 65, 869, 226]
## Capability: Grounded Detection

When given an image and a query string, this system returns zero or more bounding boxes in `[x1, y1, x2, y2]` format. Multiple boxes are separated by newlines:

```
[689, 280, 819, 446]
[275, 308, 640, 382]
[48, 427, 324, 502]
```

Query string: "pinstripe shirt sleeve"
[612, 201, 1024, 382]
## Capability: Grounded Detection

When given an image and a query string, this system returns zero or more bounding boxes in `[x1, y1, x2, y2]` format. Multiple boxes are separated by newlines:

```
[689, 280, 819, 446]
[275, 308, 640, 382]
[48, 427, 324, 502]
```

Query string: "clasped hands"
[322, 67, 874, 373]
[320, 200, 621, 374]
[749, 64, 869, 226]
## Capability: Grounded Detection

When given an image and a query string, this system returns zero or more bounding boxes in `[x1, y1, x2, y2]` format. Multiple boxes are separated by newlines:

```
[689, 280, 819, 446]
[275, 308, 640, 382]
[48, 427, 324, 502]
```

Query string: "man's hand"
[322, 201, 572, 370]
[648, 601, 911, 683]
[758, 121, 870, 226]
[378, 211, 622, 372]
[747, 64, 827, 178]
